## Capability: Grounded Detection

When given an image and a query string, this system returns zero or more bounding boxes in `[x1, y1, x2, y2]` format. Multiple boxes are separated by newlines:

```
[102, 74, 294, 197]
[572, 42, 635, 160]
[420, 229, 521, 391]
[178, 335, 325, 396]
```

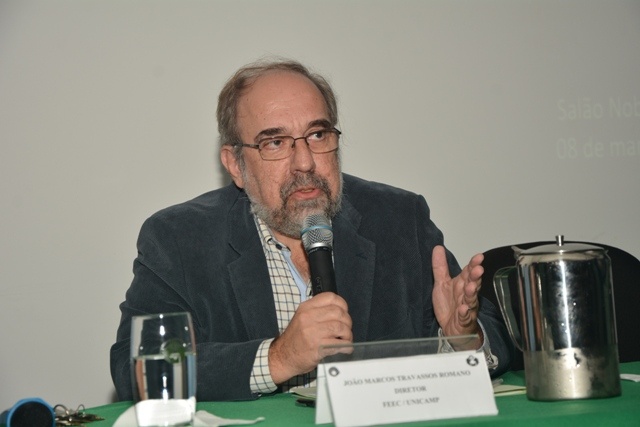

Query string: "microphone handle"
[308, 246, 337, 295]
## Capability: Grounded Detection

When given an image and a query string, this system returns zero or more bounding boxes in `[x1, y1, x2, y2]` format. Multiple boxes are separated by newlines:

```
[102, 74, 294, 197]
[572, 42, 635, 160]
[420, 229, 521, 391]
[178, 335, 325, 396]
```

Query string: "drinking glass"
[131, 312, 197, 427]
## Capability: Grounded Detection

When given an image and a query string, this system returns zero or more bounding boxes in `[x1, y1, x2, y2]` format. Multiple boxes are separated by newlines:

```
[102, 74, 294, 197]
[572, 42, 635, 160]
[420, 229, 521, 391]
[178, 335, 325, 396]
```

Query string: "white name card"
[316, 350, 497, 427]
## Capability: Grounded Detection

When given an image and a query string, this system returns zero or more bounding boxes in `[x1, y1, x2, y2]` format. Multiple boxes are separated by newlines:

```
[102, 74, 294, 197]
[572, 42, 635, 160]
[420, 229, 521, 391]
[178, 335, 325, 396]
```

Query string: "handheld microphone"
[301, 214, 337, 295]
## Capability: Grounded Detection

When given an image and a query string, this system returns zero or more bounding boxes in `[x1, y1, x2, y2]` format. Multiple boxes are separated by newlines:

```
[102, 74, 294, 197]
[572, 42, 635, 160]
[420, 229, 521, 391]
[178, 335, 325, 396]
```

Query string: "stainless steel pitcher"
[493, 236, 621, 400]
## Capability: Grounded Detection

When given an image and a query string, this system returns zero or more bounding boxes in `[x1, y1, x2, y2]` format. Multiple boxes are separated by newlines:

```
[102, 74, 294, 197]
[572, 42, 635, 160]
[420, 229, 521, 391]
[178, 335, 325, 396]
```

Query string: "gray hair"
[216, 58, 339, 160]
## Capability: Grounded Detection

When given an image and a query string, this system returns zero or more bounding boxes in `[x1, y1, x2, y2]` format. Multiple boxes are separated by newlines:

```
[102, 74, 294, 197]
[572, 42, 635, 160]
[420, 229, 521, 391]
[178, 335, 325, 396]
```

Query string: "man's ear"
[220, 146, 245, 188]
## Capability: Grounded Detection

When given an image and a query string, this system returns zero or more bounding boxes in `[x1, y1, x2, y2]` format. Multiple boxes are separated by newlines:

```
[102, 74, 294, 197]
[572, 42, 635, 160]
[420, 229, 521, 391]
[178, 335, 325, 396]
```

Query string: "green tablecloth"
[82, 362, 640, 427]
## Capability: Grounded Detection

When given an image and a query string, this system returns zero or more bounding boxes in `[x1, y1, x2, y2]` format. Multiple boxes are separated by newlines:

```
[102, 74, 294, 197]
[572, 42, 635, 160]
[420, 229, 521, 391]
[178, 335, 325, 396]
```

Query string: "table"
[14, 362, 640, 427]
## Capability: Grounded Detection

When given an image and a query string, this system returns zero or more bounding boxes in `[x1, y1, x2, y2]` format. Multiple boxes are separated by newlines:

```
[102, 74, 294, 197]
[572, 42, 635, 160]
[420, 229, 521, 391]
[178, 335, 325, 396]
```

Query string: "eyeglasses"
[235, 128, 341, 161]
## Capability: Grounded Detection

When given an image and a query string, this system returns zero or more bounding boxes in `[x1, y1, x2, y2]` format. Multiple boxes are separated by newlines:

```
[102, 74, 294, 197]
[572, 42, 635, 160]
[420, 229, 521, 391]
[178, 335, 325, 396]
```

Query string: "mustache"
[280, 173, 332, 201]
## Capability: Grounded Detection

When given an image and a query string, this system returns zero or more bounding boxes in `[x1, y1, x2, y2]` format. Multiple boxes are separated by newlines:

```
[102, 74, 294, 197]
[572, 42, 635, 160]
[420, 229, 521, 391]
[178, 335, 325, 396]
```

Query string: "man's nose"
[290, 137, 315, 172]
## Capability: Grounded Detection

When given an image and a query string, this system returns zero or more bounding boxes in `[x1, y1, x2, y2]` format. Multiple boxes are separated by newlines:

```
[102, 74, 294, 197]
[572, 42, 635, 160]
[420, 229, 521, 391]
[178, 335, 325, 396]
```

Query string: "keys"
[54, 404, 105, 426]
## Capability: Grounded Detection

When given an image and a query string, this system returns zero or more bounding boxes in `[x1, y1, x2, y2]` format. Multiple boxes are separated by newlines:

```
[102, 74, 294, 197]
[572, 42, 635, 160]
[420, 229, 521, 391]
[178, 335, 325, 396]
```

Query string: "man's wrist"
[437, 321, 499, 371]
[440, 323, 483, 351]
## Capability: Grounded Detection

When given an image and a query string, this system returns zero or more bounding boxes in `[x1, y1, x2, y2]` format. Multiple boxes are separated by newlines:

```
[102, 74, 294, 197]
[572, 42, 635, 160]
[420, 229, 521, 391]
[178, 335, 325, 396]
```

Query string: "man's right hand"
[268, 292, 352, 384]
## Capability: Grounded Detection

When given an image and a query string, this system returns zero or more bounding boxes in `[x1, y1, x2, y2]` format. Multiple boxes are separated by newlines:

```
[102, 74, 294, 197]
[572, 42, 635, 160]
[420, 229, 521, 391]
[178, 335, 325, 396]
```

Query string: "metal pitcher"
[493, 236, 621, 400]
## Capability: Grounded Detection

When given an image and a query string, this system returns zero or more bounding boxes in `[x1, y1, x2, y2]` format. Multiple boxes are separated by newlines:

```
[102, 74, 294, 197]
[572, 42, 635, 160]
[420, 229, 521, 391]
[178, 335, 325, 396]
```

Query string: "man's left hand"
[431, 245, 484, 350]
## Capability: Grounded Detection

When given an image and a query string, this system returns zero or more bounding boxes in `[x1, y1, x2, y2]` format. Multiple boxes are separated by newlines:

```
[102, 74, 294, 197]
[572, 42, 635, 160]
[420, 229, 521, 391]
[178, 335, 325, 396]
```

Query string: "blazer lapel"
[226, 194, 280, 340]
[333, 200, 376, 342]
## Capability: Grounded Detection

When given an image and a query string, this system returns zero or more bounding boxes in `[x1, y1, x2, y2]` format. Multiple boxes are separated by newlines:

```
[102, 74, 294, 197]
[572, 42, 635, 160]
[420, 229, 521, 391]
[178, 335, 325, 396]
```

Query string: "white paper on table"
[113, 405, 264, 427]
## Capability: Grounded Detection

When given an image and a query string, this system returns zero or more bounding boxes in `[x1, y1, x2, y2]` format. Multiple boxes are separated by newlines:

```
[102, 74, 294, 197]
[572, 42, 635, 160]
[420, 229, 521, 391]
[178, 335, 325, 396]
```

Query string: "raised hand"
[431, 245, 484, 350]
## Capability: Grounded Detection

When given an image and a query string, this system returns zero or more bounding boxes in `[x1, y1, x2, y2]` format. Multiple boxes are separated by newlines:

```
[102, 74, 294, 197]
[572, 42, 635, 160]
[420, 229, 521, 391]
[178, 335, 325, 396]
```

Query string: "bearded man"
[110, 59, 513, 401]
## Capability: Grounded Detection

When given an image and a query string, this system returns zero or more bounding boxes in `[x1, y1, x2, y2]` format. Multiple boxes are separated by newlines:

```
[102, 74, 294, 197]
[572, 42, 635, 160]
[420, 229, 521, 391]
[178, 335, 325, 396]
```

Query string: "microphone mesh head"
[301, 214, 333, 251]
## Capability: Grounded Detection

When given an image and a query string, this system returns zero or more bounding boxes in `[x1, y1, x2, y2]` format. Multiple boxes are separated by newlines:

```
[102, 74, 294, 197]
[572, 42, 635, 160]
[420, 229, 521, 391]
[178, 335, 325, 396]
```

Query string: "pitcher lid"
[518, 235, 605, 255]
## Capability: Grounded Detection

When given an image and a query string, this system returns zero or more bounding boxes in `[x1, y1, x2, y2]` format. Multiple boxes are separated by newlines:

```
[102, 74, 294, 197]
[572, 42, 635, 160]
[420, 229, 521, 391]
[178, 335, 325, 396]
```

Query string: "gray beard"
[245, 172, 343, 239]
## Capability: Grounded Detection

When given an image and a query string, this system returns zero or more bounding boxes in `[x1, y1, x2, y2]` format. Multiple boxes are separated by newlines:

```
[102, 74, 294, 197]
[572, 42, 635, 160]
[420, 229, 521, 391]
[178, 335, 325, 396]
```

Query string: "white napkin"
[113, 406, 265, 427]
[194, 410, 265, 426]
[620, 373, 640, 382]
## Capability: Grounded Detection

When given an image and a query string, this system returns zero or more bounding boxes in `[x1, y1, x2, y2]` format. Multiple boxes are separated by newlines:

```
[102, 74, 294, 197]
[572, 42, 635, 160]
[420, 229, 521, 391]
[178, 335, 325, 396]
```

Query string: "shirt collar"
[254, 215, 289, 252]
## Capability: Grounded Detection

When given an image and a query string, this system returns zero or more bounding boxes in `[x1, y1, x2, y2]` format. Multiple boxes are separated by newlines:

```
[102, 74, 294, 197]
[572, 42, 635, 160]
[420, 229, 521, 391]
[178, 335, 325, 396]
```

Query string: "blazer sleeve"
[110, 214, 263, 402]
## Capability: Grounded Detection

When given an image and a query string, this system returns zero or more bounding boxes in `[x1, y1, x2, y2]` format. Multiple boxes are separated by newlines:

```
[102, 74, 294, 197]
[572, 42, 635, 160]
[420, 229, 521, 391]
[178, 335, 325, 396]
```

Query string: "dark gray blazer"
[110, 174, 512, 401]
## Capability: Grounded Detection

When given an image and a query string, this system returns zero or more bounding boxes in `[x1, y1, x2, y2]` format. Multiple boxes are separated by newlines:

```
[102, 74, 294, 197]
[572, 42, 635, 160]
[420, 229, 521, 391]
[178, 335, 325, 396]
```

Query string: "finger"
[462, 278, 481, 310]
[455, 304, 475, 328]
[470, 263, 484, 282]
[470, 252, 484, 267]
[464, 273, 481, 294]
[464, 294, 480, 312]
[319, 312, 352, 336]
[459, 301, 479, 321]
[313, 323, 351, 343]
[328, 321, 353, 341]
[456, 255, 483, 284]
[309, 292, 349, 310]
[294, 306, 350, 336]
[432, 245, 451, 282]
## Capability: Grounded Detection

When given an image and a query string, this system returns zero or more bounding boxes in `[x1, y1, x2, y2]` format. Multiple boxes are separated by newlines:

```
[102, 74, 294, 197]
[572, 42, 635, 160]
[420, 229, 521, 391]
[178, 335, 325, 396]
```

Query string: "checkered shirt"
[250, 216, 315, 395]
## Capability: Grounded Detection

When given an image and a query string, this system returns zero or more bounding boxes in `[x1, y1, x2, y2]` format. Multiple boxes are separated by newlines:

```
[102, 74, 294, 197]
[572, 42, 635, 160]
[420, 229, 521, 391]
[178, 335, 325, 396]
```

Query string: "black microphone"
[301, 214, 337, 295]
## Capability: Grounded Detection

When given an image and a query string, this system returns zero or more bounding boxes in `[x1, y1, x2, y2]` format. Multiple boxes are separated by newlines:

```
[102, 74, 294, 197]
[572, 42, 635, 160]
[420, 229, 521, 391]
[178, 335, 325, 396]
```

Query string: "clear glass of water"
[130, 312, 197, 427]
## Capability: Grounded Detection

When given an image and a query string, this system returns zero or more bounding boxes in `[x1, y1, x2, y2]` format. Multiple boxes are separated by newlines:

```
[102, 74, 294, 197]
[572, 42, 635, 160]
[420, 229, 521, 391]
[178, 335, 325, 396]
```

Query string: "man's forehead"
[237, 71, 329, 133]
[243, 70, 321, 103]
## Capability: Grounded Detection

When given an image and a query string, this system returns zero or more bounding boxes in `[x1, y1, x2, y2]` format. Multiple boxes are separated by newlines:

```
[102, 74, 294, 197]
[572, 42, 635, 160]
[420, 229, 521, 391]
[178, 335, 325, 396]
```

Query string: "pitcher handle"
[493, 267, 524, 352]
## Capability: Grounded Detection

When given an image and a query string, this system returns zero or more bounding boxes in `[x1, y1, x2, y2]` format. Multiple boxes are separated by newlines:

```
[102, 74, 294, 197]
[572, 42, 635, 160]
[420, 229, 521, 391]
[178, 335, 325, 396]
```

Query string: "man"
[110, 59, 513, 401]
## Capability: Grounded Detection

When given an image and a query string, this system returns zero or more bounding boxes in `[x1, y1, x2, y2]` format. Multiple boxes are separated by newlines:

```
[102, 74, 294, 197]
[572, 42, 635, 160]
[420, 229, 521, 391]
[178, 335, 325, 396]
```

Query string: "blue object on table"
[0, 398, 55, 427]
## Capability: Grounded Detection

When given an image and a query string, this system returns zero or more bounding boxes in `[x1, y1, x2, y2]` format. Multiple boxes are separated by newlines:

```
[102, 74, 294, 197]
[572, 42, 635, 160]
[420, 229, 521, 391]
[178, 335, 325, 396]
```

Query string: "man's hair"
[216, 58, 339, 158]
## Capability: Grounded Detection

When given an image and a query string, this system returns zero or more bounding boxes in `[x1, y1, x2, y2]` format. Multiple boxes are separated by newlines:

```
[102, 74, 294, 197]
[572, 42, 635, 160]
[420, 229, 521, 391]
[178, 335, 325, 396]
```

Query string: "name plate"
[316, 350, 497, 427]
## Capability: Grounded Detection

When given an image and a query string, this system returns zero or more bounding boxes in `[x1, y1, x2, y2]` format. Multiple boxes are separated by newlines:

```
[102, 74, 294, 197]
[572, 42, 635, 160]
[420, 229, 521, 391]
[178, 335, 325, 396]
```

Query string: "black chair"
[480, 241, 640, 371]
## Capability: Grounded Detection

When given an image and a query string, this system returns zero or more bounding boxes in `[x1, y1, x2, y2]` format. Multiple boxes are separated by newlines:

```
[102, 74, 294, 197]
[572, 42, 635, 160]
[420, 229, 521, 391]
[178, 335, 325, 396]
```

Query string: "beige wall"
[1, 0, 639, 409]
